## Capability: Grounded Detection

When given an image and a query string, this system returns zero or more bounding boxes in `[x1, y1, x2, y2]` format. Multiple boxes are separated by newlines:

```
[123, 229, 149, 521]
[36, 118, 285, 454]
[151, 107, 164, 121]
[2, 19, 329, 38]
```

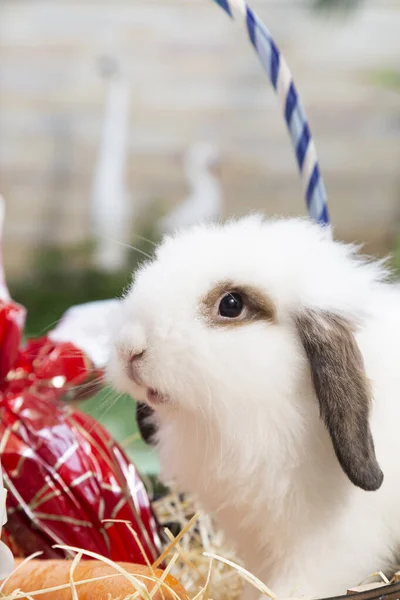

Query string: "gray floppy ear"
[296, 309, 383, 492]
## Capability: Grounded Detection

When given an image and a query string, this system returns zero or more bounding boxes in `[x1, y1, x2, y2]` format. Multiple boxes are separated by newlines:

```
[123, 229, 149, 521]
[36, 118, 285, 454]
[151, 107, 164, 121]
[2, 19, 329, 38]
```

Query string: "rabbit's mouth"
[147, 387, 169, 406]
[131, 380, 169, 407]
[124, 359, 170, 406]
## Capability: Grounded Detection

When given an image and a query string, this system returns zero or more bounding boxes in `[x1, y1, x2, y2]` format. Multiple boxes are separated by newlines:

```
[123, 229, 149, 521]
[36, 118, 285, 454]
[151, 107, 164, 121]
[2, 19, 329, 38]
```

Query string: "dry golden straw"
[0, 491, 398, 600]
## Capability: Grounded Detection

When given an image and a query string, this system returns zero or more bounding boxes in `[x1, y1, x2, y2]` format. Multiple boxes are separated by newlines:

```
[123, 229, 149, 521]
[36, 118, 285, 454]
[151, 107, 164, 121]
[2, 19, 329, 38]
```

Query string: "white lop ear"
[296, 309, 384, 492]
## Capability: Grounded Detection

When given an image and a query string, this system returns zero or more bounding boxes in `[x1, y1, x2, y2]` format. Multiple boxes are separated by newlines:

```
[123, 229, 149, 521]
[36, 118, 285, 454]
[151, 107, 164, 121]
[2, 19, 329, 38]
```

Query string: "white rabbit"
[108, 215, 400, 598]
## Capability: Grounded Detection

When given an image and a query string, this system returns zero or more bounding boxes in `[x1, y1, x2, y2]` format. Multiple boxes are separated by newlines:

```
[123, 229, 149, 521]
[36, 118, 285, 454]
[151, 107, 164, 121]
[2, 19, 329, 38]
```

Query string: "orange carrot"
[1, 558, 189, 600]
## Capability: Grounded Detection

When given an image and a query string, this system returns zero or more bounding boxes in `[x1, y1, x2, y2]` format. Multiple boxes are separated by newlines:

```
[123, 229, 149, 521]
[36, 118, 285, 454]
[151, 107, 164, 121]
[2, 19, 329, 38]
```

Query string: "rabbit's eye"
[202, 282, 275, 326]
[219, 293, 244, 318]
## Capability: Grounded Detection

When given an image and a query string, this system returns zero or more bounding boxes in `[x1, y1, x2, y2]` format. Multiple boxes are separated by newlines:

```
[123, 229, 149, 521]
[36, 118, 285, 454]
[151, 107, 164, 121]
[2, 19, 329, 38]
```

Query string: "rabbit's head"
[109, 216, 386, 492]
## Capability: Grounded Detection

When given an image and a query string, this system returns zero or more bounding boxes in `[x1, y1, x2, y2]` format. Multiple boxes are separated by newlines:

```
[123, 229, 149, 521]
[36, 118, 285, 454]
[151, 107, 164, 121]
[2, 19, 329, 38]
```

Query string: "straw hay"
[0, 490, 398, 600]
[153, 493, 245, 600]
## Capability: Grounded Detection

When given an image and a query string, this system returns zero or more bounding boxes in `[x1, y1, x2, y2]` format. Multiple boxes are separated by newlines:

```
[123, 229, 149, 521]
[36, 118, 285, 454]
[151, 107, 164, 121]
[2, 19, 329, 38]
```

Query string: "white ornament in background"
[159, 142, 223, 234]
[0, 464, 13, 580]
[50, 299, 120, 369]
[0, 196, 14, 579]
[0, 197, 11, 303]
[90, 56, 133, 273]
[0, 488, 13, 579]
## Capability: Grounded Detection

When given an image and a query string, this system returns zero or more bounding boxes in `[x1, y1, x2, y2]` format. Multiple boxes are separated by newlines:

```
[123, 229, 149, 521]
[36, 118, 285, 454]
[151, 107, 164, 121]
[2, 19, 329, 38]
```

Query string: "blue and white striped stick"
[212, 0, 330, 227]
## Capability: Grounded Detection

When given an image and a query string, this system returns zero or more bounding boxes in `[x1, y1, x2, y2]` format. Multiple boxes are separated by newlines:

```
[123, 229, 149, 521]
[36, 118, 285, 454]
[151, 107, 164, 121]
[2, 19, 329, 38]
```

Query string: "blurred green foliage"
[394, 238, 400, 274]
[312, 0, 364, 16]
[9, 217, 160, 338]
[370, 69, 400, 93]
[10, 243, 131, 337]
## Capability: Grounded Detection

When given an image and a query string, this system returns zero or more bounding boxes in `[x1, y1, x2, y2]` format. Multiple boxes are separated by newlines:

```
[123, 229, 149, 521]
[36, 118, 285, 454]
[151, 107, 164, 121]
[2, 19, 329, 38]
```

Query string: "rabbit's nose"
[128, 350, 146, 385]
[130, 349, 146, 362]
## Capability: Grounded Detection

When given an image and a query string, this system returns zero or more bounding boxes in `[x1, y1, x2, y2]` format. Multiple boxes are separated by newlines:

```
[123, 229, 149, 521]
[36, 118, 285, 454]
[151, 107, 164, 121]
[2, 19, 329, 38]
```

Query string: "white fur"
[108, 216, 400, 598]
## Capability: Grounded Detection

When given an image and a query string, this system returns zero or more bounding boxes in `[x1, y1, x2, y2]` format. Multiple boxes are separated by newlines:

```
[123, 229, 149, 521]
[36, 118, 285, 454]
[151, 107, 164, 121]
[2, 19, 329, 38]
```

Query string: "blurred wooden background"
[0, 0, 399, 278]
